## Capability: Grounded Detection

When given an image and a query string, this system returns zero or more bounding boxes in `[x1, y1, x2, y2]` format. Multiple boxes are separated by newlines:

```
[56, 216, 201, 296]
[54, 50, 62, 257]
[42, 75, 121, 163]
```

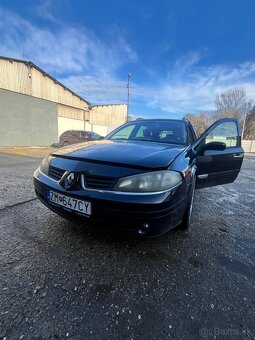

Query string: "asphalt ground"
[0, 152, 255, 339]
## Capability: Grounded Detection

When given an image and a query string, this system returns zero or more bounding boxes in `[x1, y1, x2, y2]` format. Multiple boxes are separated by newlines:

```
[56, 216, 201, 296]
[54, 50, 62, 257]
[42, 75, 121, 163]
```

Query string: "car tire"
[179, 177, 196, 231]
[63, 141, 70, 146]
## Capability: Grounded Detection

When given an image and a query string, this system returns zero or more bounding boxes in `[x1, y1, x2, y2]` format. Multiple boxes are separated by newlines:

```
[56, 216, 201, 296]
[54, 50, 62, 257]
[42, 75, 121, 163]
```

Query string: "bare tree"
[214, 87, 253, 120]
[244, 106, 255, 139]
[184, 112, 213, 136]
[184, 88, 254, 139]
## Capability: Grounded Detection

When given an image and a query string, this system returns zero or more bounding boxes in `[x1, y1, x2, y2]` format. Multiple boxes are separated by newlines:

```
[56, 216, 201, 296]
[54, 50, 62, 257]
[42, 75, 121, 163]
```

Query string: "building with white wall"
[0, 56, 127, 146]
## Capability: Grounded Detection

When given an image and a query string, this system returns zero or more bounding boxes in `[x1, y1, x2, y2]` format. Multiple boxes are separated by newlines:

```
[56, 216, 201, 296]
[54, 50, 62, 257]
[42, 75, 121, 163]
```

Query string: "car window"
[92, 132, 102, 139]
[87, 132, 102, 140]
[107, 121, 188, 145]
[110, 125, 136, 140]
[135, 126, 147, 138]
[205, 122, 238, 147]
[80, 131, 88, 138]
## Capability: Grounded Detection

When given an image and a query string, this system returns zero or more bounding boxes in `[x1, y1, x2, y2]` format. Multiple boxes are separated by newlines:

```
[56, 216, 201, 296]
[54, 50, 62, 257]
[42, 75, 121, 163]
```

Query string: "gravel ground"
[0, 152, 255, 339]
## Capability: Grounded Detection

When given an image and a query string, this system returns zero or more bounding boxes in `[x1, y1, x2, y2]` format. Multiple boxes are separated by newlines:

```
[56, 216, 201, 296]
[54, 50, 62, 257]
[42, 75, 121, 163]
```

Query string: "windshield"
[87, 131, 102, 140]
[106, 120, 188, 145]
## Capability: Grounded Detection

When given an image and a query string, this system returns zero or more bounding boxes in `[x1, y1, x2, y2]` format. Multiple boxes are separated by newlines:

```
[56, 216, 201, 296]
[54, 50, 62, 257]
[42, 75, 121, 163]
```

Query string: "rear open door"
[193, 118, 244, 189]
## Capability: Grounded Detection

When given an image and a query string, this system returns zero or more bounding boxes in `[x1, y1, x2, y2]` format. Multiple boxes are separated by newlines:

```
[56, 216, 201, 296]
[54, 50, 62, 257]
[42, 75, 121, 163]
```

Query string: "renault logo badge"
[66, 172, 75, 185]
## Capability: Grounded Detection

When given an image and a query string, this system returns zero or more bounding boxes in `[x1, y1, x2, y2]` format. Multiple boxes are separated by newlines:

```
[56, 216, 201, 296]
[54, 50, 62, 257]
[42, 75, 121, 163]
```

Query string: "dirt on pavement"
[0, 146, 55, 158]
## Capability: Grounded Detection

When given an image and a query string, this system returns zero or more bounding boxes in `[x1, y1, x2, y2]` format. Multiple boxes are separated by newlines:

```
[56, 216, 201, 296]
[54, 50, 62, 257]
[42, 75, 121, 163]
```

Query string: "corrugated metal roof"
[92, 103, 127, 107]
[0, 55, 91, 105]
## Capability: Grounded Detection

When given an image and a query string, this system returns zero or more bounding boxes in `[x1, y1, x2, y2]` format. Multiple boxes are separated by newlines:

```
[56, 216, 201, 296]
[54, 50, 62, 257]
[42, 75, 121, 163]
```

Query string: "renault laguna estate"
[34, 118, 244, 237]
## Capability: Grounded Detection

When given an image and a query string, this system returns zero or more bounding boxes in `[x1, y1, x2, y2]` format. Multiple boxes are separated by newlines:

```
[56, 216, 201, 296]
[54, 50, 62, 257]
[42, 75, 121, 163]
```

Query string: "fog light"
[138, 223, 150, 235]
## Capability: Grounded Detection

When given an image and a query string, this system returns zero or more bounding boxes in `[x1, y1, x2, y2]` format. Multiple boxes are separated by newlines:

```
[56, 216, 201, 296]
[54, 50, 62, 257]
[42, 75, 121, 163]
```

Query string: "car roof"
[134, 118, 184, 121]
[128, 118, 187, 124]
[63, 130, 89, 133]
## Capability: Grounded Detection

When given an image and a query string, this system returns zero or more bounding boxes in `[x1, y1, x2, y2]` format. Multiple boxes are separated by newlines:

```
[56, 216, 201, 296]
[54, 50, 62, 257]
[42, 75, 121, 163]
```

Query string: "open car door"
[193, 118, 244, 189]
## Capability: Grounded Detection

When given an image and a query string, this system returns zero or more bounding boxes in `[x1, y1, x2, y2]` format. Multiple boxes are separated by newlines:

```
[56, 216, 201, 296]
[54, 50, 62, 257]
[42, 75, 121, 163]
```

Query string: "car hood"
[51, 140, 186, 169]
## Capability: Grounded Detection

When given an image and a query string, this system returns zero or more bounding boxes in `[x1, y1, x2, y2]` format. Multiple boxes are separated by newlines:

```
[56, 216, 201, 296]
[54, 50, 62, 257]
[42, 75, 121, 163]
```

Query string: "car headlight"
[40, 156, 51, 175]
[113, 170, 182, 193]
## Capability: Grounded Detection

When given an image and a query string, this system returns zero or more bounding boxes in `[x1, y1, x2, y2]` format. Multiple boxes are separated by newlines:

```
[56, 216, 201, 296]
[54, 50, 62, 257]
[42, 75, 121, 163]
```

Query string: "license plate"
[47, 190, 91, 216]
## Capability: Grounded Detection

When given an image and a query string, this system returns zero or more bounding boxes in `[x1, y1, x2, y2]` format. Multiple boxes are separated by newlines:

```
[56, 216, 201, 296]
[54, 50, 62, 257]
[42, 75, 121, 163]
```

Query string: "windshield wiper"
[128, 138, 154, 142]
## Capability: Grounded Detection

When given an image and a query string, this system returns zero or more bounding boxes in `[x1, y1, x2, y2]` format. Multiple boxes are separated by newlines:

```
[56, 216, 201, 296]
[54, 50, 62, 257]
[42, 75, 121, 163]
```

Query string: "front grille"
[48, 166, 65, 181]
[83, 175, 116, 190]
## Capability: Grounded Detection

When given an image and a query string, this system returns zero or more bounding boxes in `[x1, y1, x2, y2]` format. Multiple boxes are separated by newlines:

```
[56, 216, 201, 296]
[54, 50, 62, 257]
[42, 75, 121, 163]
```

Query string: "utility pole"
[127, 72, 132, 122]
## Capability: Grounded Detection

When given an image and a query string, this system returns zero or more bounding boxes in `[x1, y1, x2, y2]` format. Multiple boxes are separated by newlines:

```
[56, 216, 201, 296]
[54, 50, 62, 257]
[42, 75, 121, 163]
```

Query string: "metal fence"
[242, 140, 255, 153]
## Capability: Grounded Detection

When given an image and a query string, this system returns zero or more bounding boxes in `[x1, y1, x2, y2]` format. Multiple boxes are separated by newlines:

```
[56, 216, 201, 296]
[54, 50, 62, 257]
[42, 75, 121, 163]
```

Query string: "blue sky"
[0, 0, 255, 118]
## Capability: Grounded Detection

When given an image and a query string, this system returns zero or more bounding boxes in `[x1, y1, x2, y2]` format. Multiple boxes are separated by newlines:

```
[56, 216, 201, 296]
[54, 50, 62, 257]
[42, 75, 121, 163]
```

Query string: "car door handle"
[233, 154, 242, 158]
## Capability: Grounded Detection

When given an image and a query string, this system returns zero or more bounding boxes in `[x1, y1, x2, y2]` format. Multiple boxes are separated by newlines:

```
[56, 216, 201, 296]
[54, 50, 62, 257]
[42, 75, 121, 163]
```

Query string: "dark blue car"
[33, 118, 244, 237]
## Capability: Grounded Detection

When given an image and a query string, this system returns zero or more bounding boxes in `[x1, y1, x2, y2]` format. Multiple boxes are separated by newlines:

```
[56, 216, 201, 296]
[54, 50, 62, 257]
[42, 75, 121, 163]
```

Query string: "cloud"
[174, 51, 202, 74]
[62, 59, 255, 112]
[61, 48, 255, 111]
[152, 61, 255, 112]
[0, 5, 254, 113]
[61, 75, 127, 104]
[34, 0, 61, 24]
[0, 7, 137, 76]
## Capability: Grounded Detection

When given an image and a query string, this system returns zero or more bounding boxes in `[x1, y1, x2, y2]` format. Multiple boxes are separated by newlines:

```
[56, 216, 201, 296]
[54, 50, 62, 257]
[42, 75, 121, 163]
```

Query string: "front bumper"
[33, 169, 188, 237]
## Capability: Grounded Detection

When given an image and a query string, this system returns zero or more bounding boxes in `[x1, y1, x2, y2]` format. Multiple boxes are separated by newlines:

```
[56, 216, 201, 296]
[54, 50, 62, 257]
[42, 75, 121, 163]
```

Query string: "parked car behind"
[59, 130, 103, 147]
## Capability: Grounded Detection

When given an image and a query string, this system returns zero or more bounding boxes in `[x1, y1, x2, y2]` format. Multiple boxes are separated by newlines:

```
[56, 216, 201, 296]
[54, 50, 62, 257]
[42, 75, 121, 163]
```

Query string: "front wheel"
[179, 177, 196, 231]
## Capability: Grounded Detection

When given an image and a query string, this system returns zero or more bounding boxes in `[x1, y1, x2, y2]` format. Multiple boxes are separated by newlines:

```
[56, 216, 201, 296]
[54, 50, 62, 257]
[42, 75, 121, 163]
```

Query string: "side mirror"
[197, 141, 226, 155]
[204, 141, 226, 151]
